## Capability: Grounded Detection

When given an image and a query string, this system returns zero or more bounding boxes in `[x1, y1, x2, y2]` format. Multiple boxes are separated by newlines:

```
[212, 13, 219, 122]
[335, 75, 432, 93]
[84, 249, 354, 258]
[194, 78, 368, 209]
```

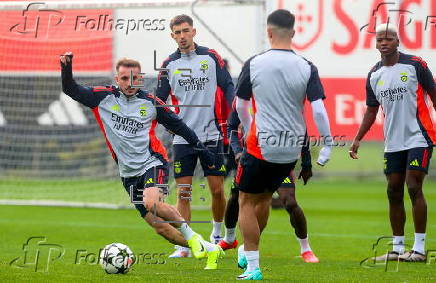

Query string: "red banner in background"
[305, 78, 436, 141]
[0, 8, 113, 72]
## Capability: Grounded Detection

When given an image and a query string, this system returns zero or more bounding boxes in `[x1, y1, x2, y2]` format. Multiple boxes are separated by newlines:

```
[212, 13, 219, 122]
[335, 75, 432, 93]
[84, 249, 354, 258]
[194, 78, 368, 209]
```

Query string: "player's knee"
[144, 199, 160, 212]
[406, 177, 424, 203]
[386, 186, 403, 204]
[407, 186, 424, 203]
[406, 179, 422, 192]
[284, 200, 298, 212]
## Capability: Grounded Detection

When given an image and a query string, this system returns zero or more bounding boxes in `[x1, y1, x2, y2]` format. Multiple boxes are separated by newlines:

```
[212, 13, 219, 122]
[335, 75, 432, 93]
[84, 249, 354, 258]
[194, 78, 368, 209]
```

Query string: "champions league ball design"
[99, 243, 135, 274]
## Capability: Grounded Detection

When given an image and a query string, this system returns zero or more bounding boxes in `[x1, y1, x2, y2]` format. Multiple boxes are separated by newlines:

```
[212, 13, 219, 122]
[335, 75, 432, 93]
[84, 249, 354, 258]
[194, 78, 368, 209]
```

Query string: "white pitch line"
[263, 231, 436, 243]
[0, 199, 208, 210]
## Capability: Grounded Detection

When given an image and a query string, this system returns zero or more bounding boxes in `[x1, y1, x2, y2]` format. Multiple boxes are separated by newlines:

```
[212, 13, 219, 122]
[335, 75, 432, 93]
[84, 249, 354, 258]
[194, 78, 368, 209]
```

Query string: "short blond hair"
[115, 58, 141, 72]
[375, 23, 398, 34]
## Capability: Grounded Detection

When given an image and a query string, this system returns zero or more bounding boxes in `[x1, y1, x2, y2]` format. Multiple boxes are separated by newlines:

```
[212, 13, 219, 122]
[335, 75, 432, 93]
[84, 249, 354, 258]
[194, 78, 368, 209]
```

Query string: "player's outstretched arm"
[349, 106, 379, 159]
[60, 52, 105, 108]
[310, 99, 332, 166]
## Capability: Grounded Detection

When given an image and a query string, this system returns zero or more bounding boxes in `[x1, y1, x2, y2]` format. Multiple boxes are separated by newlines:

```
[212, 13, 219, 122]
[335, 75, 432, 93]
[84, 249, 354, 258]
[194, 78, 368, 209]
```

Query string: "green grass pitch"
[1, 179, 436, 282]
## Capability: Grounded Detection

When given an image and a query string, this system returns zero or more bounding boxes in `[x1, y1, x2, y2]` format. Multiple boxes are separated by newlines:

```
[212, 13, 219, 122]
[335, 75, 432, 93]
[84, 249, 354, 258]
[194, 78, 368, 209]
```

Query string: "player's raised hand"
[349, 140, 360, 159]
[60, 52, 73, 66]
[298, 166, 313, 185]
[316, 146, 332, 166]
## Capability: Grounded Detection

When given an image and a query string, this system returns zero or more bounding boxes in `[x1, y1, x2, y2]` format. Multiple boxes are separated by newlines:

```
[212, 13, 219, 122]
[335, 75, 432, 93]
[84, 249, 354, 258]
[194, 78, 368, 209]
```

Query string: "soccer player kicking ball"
[218, 110, 319, 264]
[350, 23, 436, 262]
[60, 53, 224, 269]
[234, 9, 332, 280]
[157, 14, 234, 257]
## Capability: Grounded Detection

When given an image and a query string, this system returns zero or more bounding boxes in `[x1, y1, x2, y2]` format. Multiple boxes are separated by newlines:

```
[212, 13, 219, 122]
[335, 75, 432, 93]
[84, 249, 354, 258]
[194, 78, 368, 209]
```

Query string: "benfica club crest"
[283, 0, 324, 51]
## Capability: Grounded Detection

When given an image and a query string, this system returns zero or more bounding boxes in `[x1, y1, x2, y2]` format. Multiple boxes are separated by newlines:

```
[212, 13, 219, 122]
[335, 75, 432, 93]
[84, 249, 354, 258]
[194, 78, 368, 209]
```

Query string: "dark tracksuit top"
[156, 44, 234, 145]
[61, 62, 201, 178]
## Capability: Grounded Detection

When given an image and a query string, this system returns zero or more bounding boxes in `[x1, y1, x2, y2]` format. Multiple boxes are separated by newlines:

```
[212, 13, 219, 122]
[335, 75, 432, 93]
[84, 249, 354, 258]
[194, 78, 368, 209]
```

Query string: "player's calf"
[225, 188, 239, 228]
[144, 213, 188, 247]
[208, 176, 226, 243]
[220, 188, 239, 249]
[280, 194, 298, 214]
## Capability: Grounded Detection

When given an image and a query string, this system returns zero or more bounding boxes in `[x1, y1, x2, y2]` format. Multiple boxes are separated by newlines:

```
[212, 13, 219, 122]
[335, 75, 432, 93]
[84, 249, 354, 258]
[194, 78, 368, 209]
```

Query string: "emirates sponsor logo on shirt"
[111, 113, 144, 134]
[177, 77, 210, 91]
[379, 87, 407, 102]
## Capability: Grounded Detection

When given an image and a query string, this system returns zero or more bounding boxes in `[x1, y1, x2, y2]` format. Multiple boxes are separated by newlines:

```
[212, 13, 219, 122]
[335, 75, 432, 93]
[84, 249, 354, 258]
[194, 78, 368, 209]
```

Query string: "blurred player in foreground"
[234, 9, 332, 280]
[350, 23, 436, 262]
[60, 53, 224, 269]
[157, 14, 234, 257]
[218, 109, 319, 264]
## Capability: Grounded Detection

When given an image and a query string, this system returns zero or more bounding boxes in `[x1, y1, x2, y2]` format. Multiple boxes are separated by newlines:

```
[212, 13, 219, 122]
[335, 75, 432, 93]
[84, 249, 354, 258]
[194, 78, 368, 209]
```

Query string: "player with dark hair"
[235, 9, 332, 279]
[157, 14, 234, 257]
[60, 52, 224, 270]
[218, 109, 319, 264]
[350, 23, 436, 262]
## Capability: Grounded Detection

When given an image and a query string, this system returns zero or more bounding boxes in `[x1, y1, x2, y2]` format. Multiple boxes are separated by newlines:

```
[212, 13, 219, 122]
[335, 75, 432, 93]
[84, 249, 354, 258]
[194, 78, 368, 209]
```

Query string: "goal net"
[0, 0, 266, 207]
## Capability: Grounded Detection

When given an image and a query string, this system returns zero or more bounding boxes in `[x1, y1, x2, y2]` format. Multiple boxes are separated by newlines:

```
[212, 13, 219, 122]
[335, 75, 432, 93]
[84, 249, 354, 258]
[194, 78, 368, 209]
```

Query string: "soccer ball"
[99, 243, 135, 274]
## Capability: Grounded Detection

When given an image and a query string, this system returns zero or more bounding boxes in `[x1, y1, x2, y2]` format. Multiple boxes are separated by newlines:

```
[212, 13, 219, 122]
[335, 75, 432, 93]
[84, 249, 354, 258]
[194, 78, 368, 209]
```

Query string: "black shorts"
[235, 152, 297, 194]
[384, 146, 433, 175]
[173, 140, 226, 178]
[230, 170, 295, 192]
[121, 166, 169, 218]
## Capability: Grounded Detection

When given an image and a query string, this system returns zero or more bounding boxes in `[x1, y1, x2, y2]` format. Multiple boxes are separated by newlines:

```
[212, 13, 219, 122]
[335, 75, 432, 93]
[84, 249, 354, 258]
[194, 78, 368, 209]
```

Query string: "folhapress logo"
[9, 2, 64, 39]
[9, 2, 166, 38]
[10, 236, 65, 272]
